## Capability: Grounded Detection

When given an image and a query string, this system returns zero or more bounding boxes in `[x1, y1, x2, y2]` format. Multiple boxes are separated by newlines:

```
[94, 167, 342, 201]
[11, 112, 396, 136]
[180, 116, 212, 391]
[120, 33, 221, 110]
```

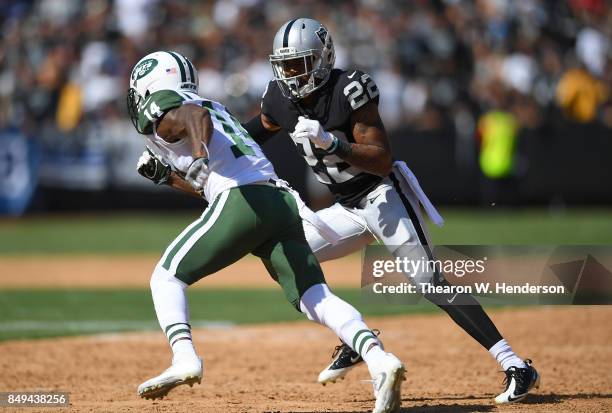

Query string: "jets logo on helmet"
[127, 51, 199, 134]
[131, 58, 158, 85]
[269, 18, 335, 100]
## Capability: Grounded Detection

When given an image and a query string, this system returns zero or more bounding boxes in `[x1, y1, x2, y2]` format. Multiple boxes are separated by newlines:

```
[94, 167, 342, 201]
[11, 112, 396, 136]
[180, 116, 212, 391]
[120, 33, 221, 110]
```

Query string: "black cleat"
[317, 329, 379, 384]
[495, 359, 541, 404]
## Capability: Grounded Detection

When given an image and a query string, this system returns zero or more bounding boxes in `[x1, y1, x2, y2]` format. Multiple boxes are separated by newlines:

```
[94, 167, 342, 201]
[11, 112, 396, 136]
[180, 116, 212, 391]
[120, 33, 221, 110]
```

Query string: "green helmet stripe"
[167, 51, 186, 83]
[185, 58, 196, 84]
[176, 53, 194, 84]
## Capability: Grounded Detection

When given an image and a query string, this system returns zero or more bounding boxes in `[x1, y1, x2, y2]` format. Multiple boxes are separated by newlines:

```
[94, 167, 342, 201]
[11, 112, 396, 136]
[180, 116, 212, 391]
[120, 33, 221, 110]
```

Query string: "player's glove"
[292, 116, 337, 151]
[137, 149, 171, 185]
[185, 157, 209, 193]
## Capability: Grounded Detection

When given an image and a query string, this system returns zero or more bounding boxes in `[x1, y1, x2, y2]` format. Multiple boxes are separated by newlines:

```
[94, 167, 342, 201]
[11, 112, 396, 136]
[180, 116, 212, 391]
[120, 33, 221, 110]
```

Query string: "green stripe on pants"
[161, 194, 223, 270]
[165, 185, 326, 311]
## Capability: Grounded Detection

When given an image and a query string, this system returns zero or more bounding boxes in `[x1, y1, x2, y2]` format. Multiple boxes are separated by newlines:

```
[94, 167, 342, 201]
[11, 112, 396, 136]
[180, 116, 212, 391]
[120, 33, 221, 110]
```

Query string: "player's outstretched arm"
[342, 101, 393, 176]
[242, 113, 280, 145]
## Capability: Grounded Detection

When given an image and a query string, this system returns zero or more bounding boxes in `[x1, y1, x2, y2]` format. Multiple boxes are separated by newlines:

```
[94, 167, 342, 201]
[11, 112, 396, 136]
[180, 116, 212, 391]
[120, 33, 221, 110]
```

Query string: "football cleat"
[138, 357, 203, 400]
[317, 329, 380, 384]
[368, 351, 406, 413]
[495, 359, 540, 404]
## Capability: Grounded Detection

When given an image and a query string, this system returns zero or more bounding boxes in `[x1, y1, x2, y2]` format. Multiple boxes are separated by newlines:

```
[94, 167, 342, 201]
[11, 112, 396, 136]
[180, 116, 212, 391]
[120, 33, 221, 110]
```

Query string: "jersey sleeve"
[137, 90, 186, 135]
[337, 70, 380, 114]
[260, 81, 281, 126]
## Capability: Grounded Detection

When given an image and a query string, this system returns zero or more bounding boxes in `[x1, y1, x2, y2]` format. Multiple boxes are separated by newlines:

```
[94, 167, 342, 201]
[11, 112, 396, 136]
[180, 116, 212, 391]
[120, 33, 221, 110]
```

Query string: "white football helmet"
[270, 18, 335, 100]
[127, 51, 198, 133]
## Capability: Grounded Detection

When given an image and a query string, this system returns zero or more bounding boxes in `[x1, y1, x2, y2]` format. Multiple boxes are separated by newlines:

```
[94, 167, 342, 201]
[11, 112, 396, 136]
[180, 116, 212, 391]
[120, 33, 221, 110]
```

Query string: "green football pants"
[159, 184, 326, 309]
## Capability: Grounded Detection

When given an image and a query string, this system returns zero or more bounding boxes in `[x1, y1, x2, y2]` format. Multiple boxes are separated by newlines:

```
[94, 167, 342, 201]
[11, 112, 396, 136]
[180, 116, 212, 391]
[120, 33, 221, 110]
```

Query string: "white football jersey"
[141, 90, 277, 202]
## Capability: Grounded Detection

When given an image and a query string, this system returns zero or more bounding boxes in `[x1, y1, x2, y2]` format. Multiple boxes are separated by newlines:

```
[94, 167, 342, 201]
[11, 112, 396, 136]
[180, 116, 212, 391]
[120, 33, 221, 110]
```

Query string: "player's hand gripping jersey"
[262, 68, 381, 207]
[138, 90, 276, 202]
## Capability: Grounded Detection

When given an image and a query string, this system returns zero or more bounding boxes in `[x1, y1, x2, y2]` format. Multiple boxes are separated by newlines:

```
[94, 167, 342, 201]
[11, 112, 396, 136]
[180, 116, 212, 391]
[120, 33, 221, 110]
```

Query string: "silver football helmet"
[270, 18, 335, 100]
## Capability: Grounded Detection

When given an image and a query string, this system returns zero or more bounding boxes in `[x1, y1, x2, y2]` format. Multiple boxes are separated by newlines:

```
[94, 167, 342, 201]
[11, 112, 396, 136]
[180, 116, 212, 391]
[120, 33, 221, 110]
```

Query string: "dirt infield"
[1, 306, 611, 412]
[2, 256, 611, 411]
[0, 254, 360, 289]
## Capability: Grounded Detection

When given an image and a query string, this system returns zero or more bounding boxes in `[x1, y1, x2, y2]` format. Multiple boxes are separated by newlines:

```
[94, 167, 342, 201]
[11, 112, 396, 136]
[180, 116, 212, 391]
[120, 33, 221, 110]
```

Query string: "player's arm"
[136, 150, 204, 199]
[156, 104, 213, 194]
[167, 172, 205, 199]
[292, 102, 392, 177]
[341, 101, 392, 176]
[241, 112, 281, 145]
[156, 104, 212, 156]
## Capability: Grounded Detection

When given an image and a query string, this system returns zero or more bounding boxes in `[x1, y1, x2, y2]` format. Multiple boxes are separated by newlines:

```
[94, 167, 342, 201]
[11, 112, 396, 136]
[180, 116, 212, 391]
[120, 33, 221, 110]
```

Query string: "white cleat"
[368, 352, 406, 413]
[138, 357, 203, 400]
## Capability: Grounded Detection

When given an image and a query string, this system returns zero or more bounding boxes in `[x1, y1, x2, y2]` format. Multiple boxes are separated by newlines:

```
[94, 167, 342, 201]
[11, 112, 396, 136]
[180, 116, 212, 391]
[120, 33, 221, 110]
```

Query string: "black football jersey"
[261, 68, 382, 207]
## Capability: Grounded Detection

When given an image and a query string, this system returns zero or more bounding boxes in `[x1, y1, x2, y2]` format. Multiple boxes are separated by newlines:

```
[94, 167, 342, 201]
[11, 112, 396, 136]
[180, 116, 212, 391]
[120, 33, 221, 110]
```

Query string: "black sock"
[424, 276, 503, 349]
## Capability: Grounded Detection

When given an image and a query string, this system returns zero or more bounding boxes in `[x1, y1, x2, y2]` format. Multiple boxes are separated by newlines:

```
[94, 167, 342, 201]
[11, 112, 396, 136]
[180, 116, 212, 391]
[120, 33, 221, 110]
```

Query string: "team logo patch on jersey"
[132, 58, 158, 82]
[315, 27, 328, 45]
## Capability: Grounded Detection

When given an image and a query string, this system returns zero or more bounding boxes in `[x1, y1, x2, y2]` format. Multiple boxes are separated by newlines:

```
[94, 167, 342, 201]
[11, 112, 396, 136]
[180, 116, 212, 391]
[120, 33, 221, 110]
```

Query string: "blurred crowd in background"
[0, 0, 610, 213]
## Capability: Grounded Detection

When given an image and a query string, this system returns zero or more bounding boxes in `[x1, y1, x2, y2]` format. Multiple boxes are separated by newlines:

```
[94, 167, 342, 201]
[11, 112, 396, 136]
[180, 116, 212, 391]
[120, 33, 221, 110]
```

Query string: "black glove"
[136, 149, 171, 185]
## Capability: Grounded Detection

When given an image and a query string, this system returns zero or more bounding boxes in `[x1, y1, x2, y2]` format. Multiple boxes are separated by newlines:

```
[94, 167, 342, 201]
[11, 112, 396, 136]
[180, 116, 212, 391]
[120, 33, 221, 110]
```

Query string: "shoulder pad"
[137, 90, 186, 134]
[338, 69, 380, 111]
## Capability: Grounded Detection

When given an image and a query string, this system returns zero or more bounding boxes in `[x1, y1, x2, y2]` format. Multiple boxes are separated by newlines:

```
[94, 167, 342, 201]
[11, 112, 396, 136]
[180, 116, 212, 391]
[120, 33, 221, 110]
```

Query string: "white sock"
[362, 342, 386, 365]
[489, 339, 526, 370]
[150, 263, 198, 361]
[299, 283, 381, 356]
[164, 322, 197, 361]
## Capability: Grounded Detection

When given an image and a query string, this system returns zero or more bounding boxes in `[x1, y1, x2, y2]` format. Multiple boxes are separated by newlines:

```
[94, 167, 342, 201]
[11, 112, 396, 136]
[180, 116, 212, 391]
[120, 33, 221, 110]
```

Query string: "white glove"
[291, 116, 337, 150]
[137, 150, 153, 171]
[185, 157, 209, 193]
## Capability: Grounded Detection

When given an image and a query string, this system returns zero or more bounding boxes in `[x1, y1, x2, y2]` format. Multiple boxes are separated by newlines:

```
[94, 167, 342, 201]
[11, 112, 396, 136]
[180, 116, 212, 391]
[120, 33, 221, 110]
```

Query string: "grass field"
[0, 289, 438, 341]
[1, 208, 610, 341]
[2, 209, 612, 412]
[1, 208, 611, 255]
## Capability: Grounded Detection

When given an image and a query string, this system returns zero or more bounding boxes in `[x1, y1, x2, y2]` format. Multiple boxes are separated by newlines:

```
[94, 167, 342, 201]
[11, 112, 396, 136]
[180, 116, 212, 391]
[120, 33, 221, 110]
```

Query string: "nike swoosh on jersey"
[348, 71, 357, 79]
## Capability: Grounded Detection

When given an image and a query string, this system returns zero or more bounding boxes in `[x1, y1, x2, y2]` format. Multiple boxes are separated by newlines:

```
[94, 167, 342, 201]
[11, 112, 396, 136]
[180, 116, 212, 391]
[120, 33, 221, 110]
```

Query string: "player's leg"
[361, 174, 539, 403]
[302, 202, 375, 262]
[254, 189, 405, 413]
[300, 203, 379, 382]
[139, 188, 273, 399]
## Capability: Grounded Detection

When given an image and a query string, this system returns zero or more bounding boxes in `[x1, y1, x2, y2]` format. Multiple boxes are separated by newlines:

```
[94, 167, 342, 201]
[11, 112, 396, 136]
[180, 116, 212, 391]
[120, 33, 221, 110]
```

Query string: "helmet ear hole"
[145, 90, 150, 98]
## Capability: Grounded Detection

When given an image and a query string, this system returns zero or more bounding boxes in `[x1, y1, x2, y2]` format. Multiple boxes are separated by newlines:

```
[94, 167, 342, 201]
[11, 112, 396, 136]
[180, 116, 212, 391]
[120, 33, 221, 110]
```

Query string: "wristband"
[328, 137, 352, 158]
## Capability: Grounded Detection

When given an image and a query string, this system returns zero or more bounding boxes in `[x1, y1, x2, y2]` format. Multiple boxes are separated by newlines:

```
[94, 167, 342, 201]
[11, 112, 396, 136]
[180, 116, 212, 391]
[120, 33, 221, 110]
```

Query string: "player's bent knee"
[150, 262, 188, 292]
[393, 243, 437, 285]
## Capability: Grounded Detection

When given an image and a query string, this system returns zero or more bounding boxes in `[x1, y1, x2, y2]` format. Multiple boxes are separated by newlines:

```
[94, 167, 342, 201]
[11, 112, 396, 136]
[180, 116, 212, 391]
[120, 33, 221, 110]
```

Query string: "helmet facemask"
[270, 49, 329, 100]
[127, 88, 143, 132]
